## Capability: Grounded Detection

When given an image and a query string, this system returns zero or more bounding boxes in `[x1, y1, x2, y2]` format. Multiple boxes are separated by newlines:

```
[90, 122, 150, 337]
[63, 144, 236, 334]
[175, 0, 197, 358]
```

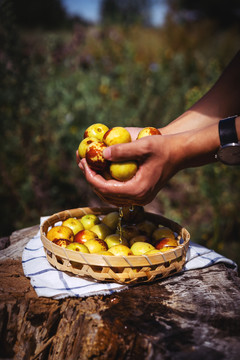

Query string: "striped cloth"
[22, 217, 237, 299]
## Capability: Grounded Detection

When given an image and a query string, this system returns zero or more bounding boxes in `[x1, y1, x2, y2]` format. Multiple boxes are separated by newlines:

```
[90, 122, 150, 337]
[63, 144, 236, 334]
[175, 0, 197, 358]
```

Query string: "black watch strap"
[219, 115, 238, 146]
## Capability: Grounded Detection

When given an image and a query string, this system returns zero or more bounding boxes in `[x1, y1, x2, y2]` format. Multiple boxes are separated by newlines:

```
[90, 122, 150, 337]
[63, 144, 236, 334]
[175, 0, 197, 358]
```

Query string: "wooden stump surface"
[0, 225, 240, 360]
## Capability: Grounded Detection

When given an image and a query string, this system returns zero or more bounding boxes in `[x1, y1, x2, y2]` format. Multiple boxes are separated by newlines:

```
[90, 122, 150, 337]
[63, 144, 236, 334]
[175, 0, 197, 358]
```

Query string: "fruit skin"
[157, 246, 176, 252]
[129, 235, 149, 248]
[86, 142, 108, 172]
[121, 206, 145, 223]
[52, 239, 71, 247]
[117, 224, 140, 241]
[84, 123, 109, 141]
[47, 226, 74, 242]
[109, 244, 133, 256]
[84, 238, 108, 253]
[96, 250, 114, 255]
[78, 137, 100, 158]
[137, 127, 161, 139]
[90, 223, 112, 240]
[131, 241, 155, 255]
[136, 220, 157, 237]
[62, 218, 84, 235]
[152, 227, 176, 243]
[103, 127, 131, 146]
[74, 229, 97, 244]
[102, 211, 119, 231]
[155, 237, 178, 250]
[145, 249, 162, 255]
[104, 234, 128, 248]
[80, 214, 100, 230]
[110, 161, 138, 181]
[66, 242, 90, 253]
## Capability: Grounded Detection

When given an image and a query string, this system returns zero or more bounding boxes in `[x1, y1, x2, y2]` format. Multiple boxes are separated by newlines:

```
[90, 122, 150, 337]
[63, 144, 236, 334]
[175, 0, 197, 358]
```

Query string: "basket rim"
[40, 206, 190, 267]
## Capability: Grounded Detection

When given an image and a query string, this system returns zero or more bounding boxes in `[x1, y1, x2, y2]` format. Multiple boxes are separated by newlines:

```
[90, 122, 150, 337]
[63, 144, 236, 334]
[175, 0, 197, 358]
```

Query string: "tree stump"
[0, 226, 240, 360]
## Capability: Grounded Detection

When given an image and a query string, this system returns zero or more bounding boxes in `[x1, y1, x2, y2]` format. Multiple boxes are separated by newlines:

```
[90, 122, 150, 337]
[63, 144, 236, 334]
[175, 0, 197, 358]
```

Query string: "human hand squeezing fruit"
[78, 124, 145, 181]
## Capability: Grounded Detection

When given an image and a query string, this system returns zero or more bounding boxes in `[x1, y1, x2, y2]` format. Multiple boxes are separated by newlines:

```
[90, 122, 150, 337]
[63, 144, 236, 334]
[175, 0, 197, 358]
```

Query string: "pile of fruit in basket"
[46, 206, 180, 256]
[78, 123, 161, 181]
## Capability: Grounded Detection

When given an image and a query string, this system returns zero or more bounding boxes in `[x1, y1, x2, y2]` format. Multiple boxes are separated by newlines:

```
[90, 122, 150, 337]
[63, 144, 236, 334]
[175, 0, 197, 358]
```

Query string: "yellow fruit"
[66, 242, 90, 253]
[137, 127, 161, 139]
[131, 242, 155, 255]
[47, 226, 74, 242]
[110, 161, 138, 181]
[103, 127, 131, 146]
[90, 223, 112, 240]
[84, 238, 108, 253]
[102, 211, 119, 230]
[78, 137, 100, 158]
[84, 123, 109, 141]
[109, 244, 132, 256]
[96, 250, 114, 256]
[152, 227, 175, 242]
[80, 214, 100, 230]
[62, 218, 84, 235]
[145, 249, 162, 255]
[105, 234, 128, 248]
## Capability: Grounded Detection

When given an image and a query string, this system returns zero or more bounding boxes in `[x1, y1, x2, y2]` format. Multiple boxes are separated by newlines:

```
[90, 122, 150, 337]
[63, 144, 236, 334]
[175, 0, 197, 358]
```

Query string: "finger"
[76, 150, 81, 164]
[103, 137, 152, 162]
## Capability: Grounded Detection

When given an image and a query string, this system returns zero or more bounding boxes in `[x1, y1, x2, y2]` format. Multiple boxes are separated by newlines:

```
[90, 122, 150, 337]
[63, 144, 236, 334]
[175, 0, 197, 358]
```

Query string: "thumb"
[103, 138, 151, 162]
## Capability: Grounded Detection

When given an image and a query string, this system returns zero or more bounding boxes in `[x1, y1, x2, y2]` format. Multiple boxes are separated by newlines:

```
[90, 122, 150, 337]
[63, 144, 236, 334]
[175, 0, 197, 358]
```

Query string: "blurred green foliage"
[0, 3, 240, 265]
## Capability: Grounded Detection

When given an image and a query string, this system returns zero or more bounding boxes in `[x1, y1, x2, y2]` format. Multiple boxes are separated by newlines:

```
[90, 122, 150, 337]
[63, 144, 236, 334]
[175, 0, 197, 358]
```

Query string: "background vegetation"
[1, 0, 240, 265]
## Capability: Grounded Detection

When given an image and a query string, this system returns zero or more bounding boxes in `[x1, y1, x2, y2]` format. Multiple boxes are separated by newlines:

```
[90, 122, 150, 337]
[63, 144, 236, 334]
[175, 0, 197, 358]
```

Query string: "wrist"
[169, 122, 220, 170]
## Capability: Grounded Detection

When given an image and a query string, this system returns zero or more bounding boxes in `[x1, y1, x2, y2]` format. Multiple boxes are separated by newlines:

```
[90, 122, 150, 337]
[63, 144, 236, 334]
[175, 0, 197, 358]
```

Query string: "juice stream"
[117, 206, 135, 244]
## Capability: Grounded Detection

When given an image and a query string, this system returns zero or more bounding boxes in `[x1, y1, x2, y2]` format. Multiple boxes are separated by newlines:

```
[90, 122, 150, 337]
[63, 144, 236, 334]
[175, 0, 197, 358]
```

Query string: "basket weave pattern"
[40, 207, 190, 284]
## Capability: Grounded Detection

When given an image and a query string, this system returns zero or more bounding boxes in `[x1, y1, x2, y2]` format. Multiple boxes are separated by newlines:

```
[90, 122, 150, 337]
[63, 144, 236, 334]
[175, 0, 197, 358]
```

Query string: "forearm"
[172, 116, 240, 170]
[161, 50, 240, 135]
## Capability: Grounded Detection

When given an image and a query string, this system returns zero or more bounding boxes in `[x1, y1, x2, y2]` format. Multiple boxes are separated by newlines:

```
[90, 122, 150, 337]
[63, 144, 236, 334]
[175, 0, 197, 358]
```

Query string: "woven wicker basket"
[40, 207, 190, 284]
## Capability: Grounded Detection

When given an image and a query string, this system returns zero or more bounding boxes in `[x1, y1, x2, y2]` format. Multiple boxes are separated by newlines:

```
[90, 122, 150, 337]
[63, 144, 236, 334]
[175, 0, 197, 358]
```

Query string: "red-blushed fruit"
[85, 141, 108, 172]
[78, 137, 100, 158]
[52, 239, 71, 247]
[62, 218, 84, 235]
[103, 127, 131, 146]
[152, 227, 176, 243]
[74, 229, 98, 244]
[66, 242, 90, 253]
[84, 238, 108, 253]
[137, 127, 162, 139]
[155, 237, 178, 250]
[84, 123, 109, 141]
[110, 161, 138, 181]
[158, 246, 176, 252]
[47, 226, 74, 242]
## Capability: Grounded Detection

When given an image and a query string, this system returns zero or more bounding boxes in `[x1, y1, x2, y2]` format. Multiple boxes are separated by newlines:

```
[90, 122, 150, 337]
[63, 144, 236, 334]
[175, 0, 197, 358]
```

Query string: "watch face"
[217, 143, 240, 165]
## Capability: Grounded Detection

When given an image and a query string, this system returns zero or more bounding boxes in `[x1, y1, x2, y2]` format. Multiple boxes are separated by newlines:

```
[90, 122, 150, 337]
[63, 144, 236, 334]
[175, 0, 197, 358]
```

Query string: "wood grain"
[0, 226, 240, 359]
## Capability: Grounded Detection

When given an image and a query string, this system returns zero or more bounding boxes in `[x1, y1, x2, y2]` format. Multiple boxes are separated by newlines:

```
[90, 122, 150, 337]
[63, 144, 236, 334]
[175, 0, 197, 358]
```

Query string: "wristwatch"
[216, 115, 240, 165]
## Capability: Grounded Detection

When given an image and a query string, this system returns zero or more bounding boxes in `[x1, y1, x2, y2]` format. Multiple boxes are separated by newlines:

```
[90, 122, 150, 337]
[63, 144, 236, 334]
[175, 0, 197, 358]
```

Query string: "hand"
[77, 134, 180, 206]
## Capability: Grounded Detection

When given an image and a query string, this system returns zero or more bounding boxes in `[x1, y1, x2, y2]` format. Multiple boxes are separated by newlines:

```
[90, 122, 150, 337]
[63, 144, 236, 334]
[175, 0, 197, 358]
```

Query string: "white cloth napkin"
[22, 217, 237, 299]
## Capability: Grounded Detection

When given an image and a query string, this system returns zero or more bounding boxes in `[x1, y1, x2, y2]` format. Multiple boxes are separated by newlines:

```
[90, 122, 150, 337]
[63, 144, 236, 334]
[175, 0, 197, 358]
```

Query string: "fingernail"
[103, 147, 111, 159]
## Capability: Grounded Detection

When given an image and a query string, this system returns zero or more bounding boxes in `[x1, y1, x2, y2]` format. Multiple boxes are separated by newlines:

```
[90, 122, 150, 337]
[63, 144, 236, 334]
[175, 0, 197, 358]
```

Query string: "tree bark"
[0, 226, 240, 360]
